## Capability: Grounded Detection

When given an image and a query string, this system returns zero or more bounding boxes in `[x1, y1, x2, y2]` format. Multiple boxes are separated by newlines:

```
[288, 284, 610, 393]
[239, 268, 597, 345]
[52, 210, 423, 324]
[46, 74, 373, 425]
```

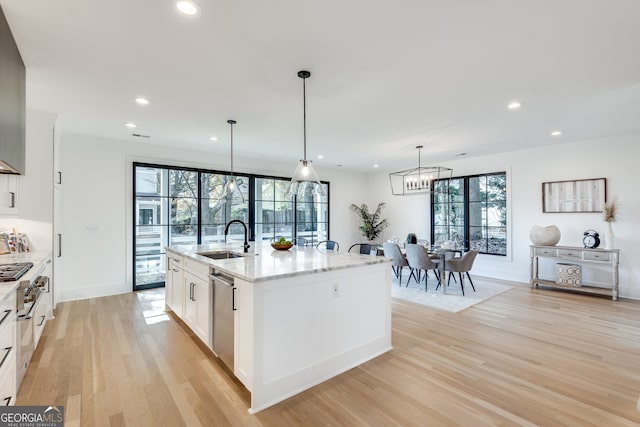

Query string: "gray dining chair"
[348, 243, 373, 255]
[383, 242, 409, 283]
[404, 243, 440, 291]
[294, 237, 308, 246]
[316, 240, 339, 252]
[442, 250, 479, 296]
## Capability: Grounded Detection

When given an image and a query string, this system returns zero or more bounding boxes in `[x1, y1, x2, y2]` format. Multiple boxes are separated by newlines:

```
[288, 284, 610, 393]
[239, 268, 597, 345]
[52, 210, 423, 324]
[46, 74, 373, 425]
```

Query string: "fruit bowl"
[271, 243, 293, 251]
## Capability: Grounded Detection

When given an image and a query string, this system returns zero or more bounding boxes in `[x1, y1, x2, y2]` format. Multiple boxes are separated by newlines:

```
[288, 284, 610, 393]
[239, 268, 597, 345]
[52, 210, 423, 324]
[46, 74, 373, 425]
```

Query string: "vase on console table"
[604, 221, 615, 249]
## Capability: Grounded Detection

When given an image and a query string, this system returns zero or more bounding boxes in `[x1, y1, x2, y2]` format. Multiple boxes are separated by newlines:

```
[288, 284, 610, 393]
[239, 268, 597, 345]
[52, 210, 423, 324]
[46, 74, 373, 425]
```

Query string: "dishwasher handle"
[209, 273, 234, 287]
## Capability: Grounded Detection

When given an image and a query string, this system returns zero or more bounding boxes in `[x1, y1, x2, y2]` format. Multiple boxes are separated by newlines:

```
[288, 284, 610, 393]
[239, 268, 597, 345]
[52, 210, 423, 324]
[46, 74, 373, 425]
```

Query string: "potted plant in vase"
[350, 202, 390, 243]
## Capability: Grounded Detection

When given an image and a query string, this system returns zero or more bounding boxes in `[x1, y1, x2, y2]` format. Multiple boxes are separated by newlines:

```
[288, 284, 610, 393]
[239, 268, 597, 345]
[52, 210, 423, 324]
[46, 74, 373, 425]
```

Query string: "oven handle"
[0, 347, 11, 370]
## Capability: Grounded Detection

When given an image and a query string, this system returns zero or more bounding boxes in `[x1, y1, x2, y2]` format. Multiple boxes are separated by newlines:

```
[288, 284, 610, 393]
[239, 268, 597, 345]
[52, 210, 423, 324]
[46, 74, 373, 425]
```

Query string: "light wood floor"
[17, 282, 640, 426]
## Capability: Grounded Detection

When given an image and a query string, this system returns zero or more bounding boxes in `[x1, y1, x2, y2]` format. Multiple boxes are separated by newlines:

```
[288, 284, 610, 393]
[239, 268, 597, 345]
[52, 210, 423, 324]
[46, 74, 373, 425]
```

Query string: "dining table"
[426, 246, 465, 295]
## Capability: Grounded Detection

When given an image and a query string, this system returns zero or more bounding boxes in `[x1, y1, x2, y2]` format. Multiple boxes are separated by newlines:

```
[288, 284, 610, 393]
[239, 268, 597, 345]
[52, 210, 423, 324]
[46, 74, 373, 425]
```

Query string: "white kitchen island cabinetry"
[167, 242, 392, 414]
[183, 269, 212, 348]
[165, 253, 184, 317]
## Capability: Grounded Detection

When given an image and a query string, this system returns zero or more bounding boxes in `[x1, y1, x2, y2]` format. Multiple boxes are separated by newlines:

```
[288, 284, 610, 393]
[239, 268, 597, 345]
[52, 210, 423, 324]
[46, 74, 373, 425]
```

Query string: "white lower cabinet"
[234, 278, 253, 391]
[183, 270, 212, 348]
[165, 253, 184, 318]
[0, 291, 16, 406]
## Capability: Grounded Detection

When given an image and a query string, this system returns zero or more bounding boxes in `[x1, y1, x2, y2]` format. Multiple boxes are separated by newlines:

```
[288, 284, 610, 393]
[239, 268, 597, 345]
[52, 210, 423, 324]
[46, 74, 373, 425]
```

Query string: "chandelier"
[389, 145, 453, 195]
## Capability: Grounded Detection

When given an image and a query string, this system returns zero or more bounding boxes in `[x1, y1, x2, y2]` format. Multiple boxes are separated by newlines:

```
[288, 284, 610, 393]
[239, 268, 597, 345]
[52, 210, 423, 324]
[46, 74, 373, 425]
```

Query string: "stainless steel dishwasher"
[210, 271, 235, 371]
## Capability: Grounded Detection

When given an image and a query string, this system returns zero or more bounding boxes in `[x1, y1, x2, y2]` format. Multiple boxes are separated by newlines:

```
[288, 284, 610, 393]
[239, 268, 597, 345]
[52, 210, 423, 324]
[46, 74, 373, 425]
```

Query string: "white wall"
[0, 110, 55, 252]
[368, 134, 640, 299]
[56, 132, 368, 302]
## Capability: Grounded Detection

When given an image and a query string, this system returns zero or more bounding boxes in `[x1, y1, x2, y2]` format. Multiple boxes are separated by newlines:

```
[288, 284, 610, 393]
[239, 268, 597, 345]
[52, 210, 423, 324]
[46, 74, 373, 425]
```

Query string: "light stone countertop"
[0, 251, 52, 303]
[167, 241, 390, 283]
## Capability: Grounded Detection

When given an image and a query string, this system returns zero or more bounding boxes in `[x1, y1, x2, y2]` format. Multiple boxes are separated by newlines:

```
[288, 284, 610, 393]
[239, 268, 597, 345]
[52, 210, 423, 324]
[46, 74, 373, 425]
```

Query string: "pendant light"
[287, 70, 325, 198]
[221, 119, 244, 202]
[389, 146, 453, 196]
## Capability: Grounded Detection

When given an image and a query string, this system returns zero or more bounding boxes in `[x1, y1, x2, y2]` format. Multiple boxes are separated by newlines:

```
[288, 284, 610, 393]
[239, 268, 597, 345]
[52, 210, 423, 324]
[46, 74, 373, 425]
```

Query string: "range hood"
[0, 6, 26, 175]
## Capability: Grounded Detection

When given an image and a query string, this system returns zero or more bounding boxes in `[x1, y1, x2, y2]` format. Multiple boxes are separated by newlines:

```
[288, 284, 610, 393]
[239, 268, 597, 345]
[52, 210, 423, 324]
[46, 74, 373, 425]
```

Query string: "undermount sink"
[198, 251, 244, 260]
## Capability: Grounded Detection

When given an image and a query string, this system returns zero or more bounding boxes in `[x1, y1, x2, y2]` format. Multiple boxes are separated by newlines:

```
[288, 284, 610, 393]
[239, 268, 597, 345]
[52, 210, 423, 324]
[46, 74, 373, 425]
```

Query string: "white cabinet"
[165, 253, 184, 318]
[234, 278, 253, 391]
[0, 174, 18, 215]
[0, 291, 16, 406]
[183, 270, 212, 348]
[32, 298, 48, 348]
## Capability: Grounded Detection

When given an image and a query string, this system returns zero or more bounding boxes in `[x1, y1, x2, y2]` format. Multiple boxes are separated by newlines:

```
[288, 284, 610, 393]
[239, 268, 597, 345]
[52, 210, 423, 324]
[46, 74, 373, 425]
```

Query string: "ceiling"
[2, 0, 640, 173]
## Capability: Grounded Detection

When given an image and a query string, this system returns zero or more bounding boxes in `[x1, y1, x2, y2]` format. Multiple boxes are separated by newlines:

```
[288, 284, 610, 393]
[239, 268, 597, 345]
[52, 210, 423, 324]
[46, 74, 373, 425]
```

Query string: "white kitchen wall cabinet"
[0, 174, 18, 215]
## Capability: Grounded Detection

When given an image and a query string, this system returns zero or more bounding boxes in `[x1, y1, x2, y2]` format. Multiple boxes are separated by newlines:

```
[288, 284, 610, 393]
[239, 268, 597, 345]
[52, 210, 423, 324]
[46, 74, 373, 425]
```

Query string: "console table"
[530, 245, 620, 300]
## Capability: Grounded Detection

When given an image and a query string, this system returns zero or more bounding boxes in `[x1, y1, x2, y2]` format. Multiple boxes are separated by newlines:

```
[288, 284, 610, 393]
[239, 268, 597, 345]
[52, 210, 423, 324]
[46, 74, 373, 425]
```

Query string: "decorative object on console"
[350, 202, 389, 242]
[582, 229, 600, 249]
[602, 199, 617, 249]
[529, 225, 561, 246]
[389, 145, 453, 196]
[555, 263, 582, 287]
[542, 178, 606, 213]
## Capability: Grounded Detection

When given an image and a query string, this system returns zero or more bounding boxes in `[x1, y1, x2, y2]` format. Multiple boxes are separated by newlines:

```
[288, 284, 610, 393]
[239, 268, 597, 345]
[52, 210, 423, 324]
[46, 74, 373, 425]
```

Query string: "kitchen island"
[166, 242, 392, 414]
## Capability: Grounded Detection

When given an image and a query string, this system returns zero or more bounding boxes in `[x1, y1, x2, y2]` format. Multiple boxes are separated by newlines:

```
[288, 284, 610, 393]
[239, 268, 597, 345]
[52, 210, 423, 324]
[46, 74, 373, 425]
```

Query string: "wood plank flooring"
[17, 283, 640, 426]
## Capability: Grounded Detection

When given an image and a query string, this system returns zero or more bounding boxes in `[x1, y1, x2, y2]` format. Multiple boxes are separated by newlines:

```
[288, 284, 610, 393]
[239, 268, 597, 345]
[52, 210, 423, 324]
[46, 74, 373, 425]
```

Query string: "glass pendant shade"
[389, 146, 453, 196]
[221, 119, 244, 202]
[287, 70, 325, 198]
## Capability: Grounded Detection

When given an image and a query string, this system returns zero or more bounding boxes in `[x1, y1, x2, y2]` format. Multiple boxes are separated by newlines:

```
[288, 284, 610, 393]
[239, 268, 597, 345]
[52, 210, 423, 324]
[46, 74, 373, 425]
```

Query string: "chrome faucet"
[224, 220, 250, 253]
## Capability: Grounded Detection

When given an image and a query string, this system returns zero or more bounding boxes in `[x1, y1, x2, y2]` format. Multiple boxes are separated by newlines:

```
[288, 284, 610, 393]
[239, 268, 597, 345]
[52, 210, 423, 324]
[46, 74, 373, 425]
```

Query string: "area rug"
[391, 275, 512, 313]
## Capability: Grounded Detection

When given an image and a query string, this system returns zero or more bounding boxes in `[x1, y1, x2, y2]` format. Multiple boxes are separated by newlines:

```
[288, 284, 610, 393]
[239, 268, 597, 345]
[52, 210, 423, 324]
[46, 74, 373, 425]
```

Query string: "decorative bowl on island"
[271, 243, 293, 251]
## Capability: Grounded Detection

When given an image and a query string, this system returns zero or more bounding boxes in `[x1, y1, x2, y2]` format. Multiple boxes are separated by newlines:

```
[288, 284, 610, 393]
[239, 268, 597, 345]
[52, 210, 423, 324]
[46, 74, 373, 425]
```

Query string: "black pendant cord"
[228, 119, 236, 177]
[303, 76, 307, 160]
[298, 70, 311, 161]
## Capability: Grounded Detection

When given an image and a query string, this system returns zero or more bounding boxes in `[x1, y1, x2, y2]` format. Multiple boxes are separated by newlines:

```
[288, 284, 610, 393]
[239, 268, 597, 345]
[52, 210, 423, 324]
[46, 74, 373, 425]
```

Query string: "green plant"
[350, 202, 389, 241]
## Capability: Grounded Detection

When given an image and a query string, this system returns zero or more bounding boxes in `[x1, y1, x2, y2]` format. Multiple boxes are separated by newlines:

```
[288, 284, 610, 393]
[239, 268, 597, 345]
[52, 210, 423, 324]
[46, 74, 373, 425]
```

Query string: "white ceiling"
[2, 0, 640, 172]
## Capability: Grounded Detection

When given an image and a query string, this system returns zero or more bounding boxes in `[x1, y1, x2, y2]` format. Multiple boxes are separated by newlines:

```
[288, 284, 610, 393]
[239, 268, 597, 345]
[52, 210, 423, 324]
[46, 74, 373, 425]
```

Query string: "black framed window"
[431, 172, 506, 256]
[133, 162, 330, 290]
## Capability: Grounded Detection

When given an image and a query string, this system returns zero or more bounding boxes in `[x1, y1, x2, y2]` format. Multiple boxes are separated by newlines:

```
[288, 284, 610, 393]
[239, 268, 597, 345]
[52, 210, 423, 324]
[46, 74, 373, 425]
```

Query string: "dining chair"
[404, 243, 440, 291]
[348, 243, 373, 255]
[294, 237, 308, 246]
[442, 250, 479, 296]
[316, 240, 339, 252]
[383, 242, 408, 283]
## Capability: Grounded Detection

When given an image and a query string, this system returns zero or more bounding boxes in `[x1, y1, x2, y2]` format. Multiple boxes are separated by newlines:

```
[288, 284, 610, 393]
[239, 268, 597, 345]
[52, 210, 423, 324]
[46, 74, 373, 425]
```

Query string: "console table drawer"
[535, 247, 557, 257]
[583, 251, 611, 262]
[557, 249, 581, 259]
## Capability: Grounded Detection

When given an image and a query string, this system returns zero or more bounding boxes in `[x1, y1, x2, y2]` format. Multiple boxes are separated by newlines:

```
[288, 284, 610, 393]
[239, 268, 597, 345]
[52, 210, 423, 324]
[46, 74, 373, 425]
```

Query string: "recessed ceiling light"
[373, 164, 379, 168]
[317, 155, 324, 159]
[507, 101, 522, 110]
[176, 1, 201, 16]
[551, 130, 563, 137]
[209, 136, 218, 142]
[125, 122, 137, 128]
[135, 97, 149, 105]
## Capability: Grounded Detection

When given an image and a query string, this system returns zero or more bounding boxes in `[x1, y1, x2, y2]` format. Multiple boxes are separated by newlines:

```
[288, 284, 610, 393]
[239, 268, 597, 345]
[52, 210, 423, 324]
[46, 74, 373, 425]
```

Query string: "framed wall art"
[542, 178, 606, 213]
